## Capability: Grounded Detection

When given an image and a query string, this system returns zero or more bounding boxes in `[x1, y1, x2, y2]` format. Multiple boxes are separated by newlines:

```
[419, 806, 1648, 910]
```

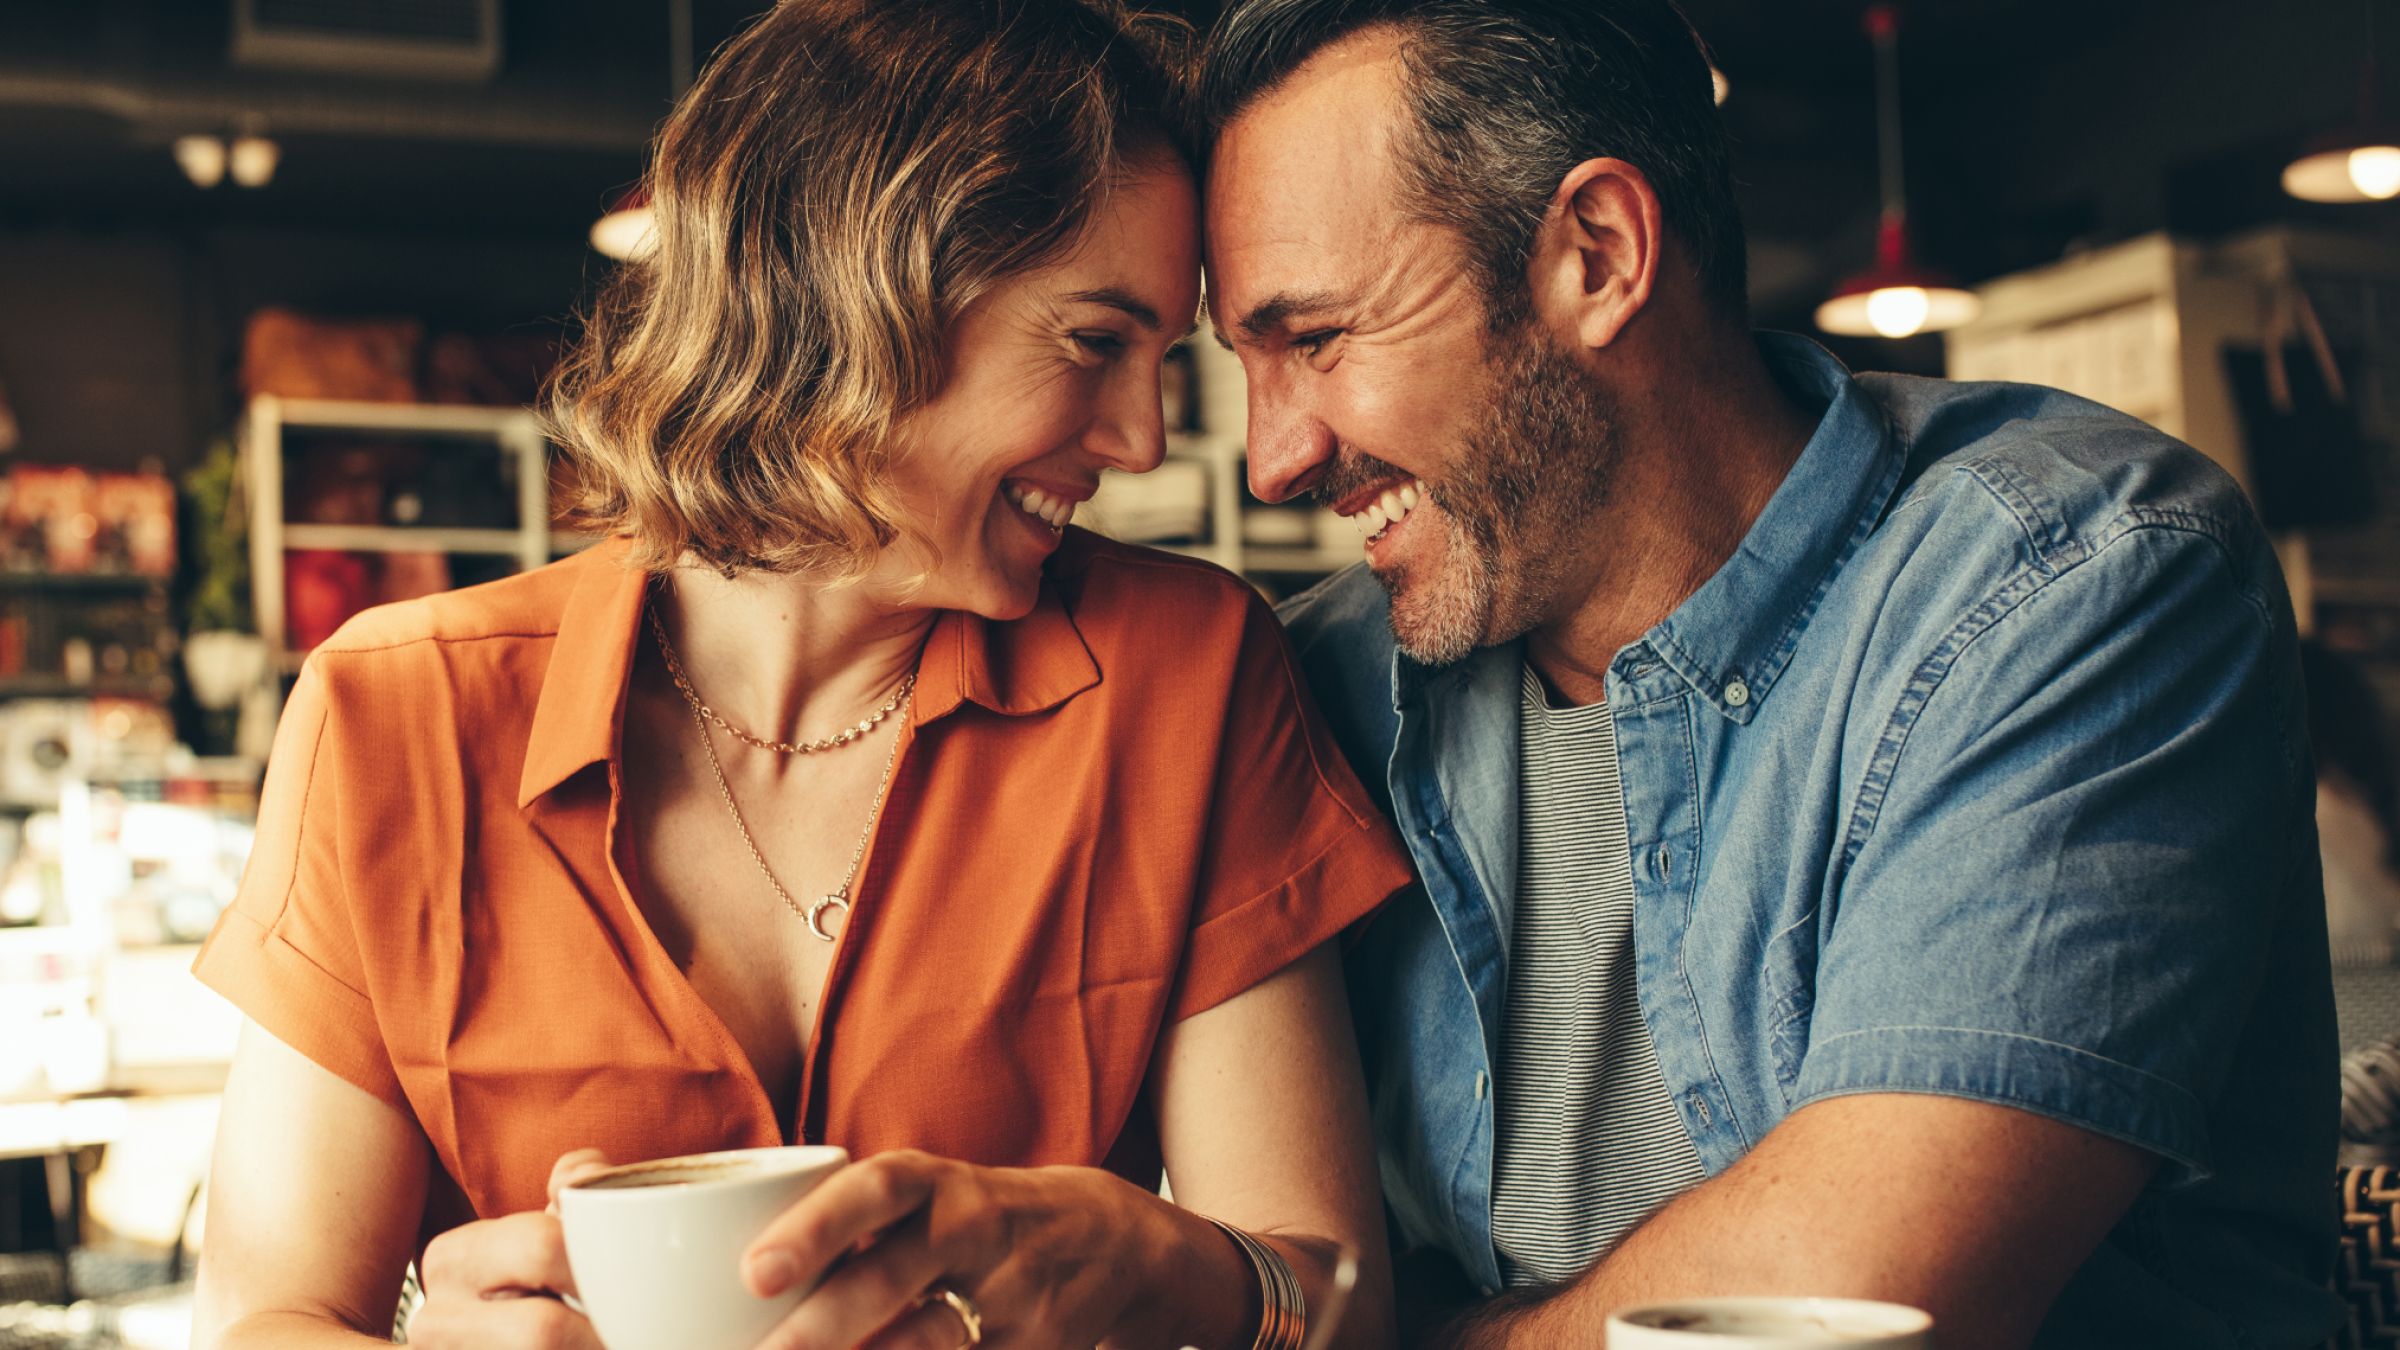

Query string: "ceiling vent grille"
[232, 0, 503, 82]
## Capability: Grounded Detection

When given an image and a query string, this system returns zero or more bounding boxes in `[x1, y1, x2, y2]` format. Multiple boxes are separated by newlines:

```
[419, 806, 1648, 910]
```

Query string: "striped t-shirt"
[1490, 664, 1706, 1286]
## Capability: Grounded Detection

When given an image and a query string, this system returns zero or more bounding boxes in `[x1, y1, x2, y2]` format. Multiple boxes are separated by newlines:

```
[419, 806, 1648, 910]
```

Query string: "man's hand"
[1427, 1093, 2158, 1350]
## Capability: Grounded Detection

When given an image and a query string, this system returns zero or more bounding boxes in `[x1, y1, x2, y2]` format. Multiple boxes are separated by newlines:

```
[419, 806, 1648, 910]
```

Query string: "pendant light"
[1815, 3, 1980, 340]
[2284, 0, 2400, 202]
[172, 119, 280, 191]
[590, 186, 657, 260]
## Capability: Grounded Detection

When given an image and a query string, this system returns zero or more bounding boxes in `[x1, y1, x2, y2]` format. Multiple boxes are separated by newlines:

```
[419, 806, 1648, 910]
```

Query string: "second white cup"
[1606, 1295, 1933, 1348]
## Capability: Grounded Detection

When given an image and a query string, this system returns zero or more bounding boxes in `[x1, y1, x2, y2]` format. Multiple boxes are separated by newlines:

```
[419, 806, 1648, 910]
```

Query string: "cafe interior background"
[2, 0, 2399, 1344]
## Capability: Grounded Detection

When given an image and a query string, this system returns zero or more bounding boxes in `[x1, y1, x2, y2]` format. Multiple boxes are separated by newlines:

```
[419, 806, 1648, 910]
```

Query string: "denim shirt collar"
[1643, 334, 1906, 722]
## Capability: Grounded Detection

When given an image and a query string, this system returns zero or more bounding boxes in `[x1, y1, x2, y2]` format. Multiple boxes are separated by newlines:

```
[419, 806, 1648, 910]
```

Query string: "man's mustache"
[1310, 449, 1416, 510]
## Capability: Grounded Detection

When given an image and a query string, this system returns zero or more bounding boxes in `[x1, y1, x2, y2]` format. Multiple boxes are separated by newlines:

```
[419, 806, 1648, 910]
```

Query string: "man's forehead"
[1205, 33, 1412, 315]
[1210, 33, 1407, 204]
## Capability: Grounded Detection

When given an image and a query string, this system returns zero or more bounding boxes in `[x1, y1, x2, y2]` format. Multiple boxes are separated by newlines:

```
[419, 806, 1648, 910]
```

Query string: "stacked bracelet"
[1204, 1217, 1307, 1350]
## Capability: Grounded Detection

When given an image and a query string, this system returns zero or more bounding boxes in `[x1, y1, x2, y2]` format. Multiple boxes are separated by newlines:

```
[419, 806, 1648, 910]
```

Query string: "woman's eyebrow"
[1064, 286, 1163, 330]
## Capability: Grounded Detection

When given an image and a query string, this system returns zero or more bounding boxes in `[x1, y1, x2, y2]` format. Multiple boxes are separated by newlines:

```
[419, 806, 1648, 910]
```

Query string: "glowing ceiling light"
[590, 187, 657, 261]
[1865, 286, 1930, 339]
[229, 135, 280, 188]
[173, 135, 226, 188]
[2283, 1, 2400, 204]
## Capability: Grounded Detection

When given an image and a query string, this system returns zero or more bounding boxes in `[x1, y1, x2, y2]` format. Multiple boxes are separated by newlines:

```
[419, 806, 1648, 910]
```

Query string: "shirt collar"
[911, 580, 1101, 725]
[517, 539, 1104, 809]
[517, 538, 646, 808]
[1642, 332, 1905, 723]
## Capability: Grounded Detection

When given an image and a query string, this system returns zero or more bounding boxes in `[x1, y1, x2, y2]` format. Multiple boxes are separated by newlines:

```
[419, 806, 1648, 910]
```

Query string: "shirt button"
[1723, 677, 1750, 707]
[1474, 1071, 1489, 1100]
[1687, 1092, 1712, 1127]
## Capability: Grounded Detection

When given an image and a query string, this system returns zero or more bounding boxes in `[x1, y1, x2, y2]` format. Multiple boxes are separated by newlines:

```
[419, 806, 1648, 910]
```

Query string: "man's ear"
[1526, 157, 1662, 351]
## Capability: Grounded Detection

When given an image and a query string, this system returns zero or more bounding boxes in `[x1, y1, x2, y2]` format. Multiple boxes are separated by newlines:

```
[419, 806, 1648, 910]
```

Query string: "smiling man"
[1196, 3, 2340, 1348]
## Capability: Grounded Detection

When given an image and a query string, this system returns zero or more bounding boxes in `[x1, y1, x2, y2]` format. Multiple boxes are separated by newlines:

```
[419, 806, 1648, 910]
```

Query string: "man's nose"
[1243, 377, 1335, 505]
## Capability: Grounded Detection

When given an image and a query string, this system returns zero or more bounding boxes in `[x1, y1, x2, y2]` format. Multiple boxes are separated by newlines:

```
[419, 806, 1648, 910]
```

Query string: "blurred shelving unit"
[0, 572, 173, 704]
[243, 396, 586, 673]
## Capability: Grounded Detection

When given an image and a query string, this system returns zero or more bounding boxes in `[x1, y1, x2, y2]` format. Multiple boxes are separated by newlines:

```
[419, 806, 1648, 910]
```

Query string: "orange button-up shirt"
[196, 532, 1411, 1237]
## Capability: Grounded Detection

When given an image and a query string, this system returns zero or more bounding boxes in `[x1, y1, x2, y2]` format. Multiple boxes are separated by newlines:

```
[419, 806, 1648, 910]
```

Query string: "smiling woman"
[185, 3, 1412, 1349]
[873, 167, 1202, 617]
[545, 0, 1190, 588]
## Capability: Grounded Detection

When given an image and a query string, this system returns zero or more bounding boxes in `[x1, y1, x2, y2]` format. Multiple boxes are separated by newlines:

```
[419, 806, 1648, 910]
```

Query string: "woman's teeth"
[1345, 480, 1426, 539]
[1005, 482, 1073, 531]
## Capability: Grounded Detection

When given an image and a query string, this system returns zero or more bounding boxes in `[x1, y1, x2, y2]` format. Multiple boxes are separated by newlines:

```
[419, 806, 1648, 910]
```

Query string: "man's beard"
[1319, 321, 1618, 667]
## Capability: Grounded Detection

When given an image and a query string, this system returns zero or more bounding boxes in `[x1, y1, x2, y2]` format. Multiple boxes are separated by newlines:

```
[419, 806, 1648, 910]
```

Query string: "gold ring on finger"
[919, 1283, 983, 1347]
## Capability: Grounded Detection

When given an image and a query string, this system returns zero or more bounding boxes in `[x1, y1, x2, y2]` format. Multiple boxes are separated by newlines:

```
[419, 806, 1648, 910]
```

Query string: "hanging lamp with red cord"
[1814, 3, 1981, 339]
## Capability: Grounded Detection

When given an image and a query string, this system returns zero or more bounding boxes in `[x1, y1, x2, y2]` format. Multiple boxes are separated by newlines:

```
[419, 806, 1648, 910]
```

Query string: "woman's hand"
[739, 1149, 1237, 1350]
[406, 1151, 614, 1349]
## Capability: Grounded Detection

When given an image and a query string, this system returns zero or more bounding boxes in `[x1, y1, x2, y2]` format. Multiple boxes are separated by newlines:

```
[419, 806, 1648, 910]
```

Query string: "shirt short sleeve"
[1791, 524, 2311, 1181]
[194, 659, 408, 1110]
[1166, 593, 1417, 1021]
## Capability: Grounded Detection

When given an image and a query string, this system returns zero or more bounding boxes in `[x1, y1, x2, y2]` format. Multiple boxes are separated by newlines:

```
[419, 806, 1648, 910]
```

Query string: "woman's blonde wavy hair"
[543, 0, 1192, 578]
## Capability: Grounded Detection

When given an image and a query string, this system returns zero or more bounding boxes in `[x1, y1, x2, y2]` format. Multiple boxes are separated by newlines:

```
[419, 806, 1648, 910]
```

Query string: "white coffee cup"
[558, 1144, 850, 1350]
[1606, 1296, 1933, 1348]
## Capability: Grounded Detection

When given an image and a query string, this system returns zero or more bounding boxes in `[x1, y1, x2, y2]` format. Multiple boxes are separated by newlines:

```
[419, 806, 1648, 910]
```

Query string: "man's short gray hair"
[1198, 0, 1747, 323]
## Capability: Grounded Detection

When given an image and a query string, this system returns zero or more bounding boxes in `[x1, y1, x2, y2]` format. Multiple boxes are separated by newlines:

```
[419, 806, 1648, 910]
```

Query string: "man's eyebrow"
[1236, 288, 1347, 342]
[1064, 287, 1162, 330]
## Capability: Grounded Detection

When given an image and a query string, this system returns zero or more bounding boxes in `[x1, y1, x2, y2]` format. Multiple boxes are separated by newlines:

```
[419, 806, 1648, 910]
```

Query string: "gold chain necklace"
[646, 609, 914, 943]
[649, 609, 911, 755]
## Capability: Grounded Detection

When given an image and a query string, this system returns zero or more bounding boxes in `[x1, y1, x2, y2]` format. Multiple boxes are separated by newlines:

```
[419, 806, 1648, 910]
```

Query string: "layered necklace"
[645, 606, 915, 943]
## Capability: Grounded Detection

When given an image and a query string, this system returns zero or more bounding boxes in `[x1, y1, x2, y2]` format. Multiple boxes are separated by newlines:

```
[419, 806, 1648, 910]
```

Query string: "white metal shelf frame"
[244, 396, 555, 665]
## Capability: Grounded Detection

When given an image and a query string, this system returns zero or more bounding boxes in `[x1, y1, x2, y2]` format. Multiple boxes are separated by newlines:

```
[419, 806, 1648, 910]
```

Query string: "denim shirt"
[1279, 335, 2340, 1348]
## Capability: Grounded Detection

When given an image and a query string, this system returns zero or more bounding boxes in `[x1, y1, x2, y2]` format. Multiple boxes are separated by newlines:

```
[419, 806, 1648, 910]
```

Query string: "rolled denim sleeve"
[1791, 521, 2310, 1181]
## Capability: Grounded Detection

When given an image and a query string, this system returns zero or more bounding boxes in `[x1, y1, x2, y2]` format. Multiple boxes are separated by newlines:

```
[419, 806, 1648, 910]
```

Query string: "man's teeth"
[1346, 481, 1427, 538]
[1005, 483, 1073, 530]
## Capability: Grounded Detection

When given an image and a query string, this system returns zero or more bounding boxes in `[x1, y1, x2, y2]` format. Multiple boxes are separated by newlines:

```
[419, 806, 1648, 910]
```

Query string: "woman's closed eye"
[1072, 331, 1128, 359]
